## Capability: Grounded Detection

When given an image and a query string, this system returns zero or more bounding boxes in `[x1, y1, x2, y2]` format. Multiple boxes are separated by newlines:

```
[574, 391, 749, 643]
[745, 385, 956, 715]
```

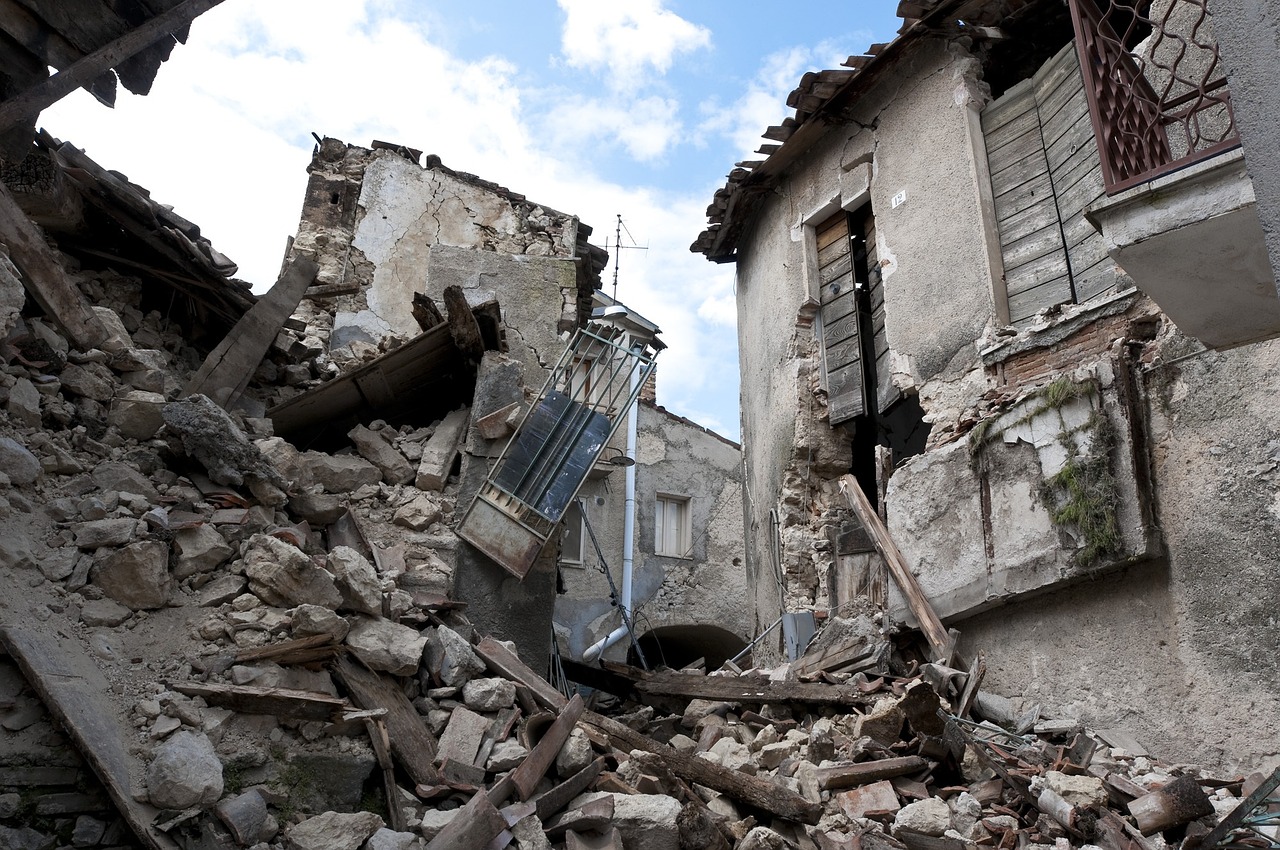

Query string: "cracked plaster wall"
[733, 38, 995, 660]
[553, 402, 747, 663]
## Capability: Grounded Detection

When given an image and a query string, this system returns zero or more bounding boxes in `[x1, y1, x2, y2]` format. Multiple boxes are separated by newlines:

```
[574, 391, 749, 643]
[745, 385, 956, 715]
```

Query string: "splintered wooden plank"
[184, 254, 318, 409]
[424, 788, 508, 850]
[838, 475, 950, 661]
[536, 756, 606, 821]
[815, 756, 930, 791]
[582, 710, 822, 825]
[0, 625, 176, 850]
[0, 182, 107, 350]
[0, 0, 226, 133]
[333, 656, 441, 786]
[510, 694, 585, 800]
[171, 682, 348, 721]
[475, 636, 568, 711]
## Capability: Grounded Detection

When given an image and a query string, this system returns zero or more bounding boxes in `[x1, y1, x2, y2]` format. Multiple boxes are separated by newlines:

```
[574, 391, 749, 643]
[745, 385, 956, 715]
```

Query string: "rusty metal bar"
[1067, 0, 1240, 194]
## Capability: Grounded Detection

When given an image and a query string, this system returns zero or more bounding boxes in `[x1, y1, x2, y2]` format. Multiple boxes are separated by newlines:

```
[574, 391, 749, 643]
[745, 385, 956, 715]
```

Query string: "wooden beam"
[184, 254, 318, 409]
[332, 655, 441, 786]
[635, 670, 875, 708]
[0, 625, 176, 850]
[838, 475, 951, 660]
[536, 756, 606, 821]
[0, 180, 107, 350]
[814, 756, 930, 791]
[0, 0, 226, 133]
[442, 283, 484, 360]
[581, 710, 822, 825]
[509, 694, 585, 801]
[474, 636, 568, 712]
[170, 682, 348, 722]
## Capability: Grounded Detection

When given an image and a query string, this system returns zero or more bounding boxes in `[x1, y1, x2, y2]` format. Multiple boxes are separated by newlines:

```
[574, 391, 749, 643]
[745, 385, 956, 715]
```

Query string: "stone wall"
[553, 401, 748, 664]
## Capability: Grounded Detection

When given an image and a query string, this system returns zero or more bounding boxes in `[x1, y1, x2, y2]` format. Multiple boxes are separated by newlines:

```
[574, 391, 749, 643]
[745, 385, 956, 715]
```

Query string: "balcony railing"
[1067, 0, 1241, 194]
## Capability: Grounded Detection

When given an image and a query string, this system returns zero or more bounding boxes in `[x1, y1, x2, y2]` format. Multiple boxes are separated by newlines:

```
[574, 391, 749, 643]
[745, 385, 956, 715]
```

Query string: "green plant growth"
[970, 376, 1122, 565]
[1043, 413, 1122, 565]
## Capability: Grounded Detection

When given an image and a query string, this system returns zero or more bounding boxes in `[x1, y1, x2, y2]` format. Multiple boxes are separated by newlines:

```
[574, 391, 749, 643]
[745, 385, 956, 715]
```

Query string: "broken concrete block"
[59, 362, 115, 401]
[348, 424, 414, 485]
[607, 793, 682, 850]
[462, 677, 516, 712]
[161, 394, 286, 489]
[346, 616, 426, 676]
[108, 390, 166, 440]
[146, 731, 223, 810]
[7, 378, 41, 429]
[244, 533, 341, 610]
[555, 726, 594, 778]
[91, 460, 159, 500]
[0, 437, 41, 485]
[392, 493, 443, 530]
[422, 624, 485, 687]
[437, 706, 491, 766]
[215, 789, 268, 846]
[857, 697, 906, 745]
[288, 491, 346, 526]
[172, 524, 234, 579]
[75, 518, 137, 551]
[304, 451, 381, 493]
[364, 827, 421, 850]
[417, 809, 458, 842]
[328, 546, 382, 616]
[894, 797, 951, 837]
[487, 739, 529, 771]
[1043, 770, 1108, 808]
[737, 826, 788, 850]
[415, 407, 468, 491]
[37, 547, 77, 581]
[291, 603, 350, 641]
[285, 811, 384, 850]
[80, 598, 132, 627]
[94, 540, 171, 610]
[472, 401, 521, 440]
[837, 780, 901, 819]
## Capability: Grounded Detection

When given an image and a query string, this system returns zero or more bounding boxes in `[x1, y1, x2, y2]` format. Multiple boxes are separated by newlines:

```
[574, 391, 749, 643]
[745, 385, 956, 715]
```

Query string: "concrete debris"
[145, 730, 224, 810]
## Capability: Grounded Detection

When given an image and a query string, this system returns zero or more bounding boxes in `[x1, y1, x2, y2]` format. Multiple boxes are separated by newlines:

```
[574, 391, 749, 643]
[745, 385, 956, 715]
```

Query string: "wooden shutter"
[816, 212, 865, 425]
[983, 42, 1116, 324]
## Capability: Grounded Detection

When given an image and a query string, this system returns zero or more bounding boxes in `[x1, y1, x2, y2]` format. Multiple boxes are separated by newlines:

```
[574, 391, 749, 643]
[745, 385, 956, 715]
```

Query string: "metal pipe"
[582, 355, 642, 664]
[728, 614, 785, 666]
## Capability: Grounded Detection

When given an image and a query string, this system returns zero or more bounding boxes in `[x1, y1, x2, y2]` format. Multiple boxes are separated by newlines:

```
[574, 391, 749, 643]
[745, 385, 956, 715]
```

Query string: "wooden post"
[0, 181, 108, 350]
[838, 474, 951, 661]
[184, 254, 318, 409]
[0, 0, 227, 133]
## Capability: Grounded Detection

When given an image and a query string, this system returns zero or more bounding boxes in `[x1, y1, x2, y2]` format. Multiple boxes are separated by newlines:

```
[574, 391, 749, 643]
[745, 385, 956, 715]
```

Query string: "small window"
[655, 495, 692, 558]
[560, 502, 585, 566]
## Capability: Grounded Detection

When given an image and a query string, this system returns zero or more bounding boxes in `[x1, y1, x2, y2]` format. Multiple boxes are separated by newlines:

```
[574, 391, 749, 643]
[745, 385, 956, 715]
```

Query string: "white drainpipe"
[582, 359, 640, 663]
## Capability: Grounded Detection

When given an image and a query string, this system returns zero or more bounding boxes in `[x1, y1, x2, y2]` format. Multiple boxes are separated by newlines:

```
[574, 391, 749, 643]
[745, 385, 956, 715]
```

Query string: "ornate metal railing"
[1067, 0, 1240, 194]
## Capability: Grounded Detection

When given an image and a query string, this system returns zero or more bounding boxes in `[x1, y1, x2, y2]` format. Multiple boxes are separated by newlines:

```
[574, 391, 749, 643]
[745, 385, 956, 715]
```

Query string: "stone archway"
[628, 624, 748, 671]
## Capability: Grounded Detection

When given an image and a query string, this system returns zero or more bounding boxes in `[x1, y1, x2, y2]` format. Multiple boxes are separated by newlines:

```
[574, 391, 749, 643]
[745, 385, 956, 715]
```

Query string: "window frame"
[559, 501, 586, 567]
[654, 493, 692, 558]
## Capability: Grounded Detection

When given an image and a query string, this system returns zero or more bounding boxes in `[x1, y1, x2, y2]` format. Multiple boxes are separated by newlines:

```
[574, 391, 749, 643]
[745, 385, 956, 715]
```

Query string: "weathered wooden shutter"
[983, 42, 1116, 324]
[817, 212, 865, 425]
[863, 214, 899, 415]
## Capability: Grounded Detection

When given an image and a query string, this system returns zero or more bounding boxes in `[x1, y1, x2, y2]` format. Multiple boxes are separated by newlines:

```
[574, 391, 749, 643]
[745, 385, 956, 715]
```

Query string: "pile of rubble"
[0, 184, 1273, 850]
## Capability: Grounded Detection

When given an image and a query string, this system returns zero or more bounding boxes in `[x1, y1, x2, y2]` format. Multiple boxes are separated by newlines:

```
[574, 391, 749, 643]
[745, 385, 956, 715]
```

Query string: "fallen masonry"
[0, 128, 1273, 850]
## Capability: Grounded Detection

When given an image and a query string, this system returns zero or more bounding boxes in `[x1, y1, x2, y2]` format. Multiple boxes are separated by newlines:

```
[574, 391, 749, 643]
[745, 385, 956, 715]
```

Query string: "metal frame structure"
[1067, 0, 1240, 194]
[458, 320, 659, 578]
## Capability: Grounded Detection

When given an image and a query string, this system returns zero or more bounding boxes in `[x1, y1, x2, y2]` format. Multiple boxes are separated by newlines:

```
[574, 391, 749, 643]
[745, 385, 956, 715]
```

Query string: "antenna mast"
[607, 214, 648, 300]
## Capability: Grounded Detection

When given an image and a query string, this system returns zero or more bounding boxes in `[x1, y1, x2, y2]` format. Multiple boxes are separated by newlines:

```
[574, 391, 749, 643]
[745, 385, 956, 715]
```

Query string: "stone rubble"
[0, 166, 1269, 850]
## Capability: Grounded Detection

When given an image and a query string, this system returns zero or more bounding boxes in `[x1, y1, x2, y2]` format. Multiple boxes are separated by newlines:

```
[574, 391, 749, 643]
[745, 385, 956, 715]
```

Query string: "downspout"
[582, 358, 641, 664]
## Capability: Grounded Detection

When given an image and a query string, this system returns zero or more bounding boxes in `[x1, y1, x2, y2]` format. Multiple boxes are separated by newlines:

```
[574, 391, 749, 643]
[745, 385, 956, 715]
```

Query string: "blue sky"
[40, 0, 903, 440]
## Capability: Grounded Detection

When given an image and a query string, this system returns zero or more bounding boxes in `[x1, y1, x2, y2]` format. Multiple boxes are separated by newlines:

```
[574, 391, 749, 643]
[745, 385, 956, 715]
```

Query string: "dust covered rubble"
[0, 260, 1268, 850]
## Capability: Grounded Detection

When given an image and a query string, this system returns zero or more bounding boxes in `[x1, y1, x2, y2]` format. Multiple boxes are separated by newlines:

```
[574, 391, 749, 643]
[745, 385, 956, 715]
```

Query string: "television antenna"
[605, 214, 648, 299]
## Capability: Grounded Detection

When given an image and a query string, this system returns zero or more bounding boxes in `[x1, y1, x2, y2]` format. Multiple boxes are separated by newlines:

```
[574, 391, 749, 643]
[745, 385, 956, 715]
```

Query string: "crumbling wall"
[733, 39, 996, 661]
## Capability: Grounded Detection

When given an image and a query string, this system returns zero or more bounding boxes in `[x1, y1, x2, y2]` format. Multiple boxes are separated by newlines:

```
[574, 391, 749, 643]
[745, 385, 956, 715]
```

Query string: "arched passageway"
[627, 624, 748, 671]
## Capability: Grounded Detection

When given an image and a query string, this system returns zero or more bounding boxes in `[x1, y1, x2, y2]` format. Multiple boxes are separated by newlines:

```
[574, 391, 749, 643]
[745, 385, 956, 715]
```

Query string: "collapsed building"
[693, 0, 1280, 773]
[0, 1, 1278, 849]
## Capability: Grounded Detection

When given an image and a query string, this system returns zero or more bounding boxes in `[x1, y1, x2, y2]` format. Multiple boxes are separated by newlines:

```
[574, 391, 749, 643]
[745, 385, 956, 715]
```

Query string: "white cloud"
[556, 0, 710, 87]
[698, 39, 858, 159]
[541, 94, 682, 161]
[36, 0, 742, 438]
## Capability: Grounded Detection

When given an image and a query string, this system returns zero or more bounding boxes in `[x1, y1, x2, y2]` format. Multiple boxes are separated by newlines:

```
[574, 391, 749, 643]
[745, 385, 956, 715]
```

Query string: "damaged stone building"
[694, 0, 1280, 772]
